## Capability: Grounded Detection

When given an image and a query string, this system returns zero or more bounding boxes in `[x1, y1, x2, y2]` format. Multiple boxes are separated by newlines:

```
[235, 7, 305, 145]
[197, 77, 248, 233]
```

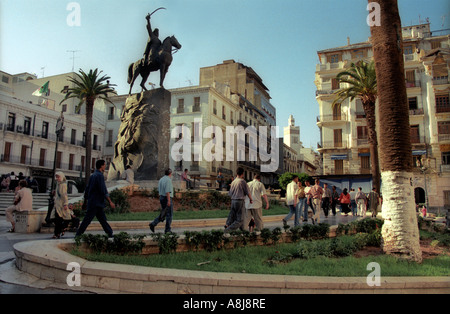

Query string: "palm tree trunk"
[85, 97, 94, 186]
[369, 0, 422, 262]
[363, 101, 380, 193]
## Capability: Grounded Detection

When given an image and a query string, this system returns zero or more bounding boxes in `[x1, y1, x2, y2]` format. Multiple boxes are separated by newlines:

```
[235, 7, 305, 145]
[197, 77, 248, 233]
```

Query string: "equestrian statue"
[127, 8, 181, 94]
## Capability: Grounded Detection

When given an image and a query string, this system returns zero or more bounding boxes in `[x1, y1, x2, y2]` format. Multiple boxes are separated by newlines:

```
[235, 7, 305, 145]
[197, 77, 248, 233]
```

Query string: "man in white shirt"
[244, 174, 269, 231]
[5, 180, 33, 232]
[283, 175, 299, 226]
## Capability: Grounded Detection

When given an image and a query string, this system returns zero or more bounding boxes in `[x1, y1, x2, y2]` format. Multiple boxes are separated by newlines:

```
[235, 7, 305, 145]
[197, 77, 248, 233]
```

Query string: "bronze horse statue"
[127, 35, 181, 94]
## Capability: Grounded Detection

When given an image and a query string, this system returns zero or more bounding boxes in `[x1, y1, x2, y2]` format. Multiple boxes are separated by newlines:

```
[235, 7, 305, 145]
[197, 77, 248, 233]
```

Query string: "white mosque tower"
[283, 115, 302, 153]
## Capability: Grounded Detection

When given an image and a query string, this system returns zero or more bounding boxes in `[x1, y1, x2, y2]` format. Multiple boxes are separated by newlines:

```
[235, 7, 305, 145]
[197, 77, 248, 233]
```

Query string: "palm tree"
[333, 60, 380, 193]
[369, 0, 422, 262]
[60, 68, 117, 185]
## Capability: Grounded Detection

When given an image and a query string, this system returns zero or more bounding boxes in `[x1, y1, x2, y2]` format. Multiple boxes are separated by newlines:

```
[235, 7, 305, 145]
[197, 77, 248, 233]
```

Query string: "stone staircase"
[0, 192, 82, 216]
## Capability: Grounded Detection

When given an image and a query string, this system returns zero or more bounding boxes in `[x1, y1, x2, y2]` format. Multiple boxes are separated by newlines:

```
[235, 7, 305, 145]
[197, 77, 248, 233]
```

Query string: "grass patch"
[72, 242, 450, 277]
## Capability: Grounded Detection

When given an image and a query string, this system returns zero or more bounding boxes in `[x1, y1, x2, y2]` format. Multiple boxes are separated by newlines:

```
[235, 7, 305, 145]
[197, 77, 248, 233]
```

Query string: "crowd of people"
[3, 164, 382, 238]
[282, 176, 381, 227]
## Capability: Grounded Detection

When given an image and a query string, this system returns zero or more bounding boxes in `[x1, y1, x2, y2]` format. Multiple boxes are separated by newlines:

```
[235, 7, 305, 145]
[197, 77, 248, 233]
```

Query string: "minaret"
[283, 115, 301, 153]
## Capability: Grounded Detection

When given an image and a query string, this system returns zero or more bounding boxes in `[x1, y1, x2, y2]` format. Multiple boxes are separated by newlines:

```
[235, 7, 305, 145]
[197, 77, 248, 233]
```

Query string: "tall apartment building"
[315, 23, 450, 211]
[167, 60, 281, 185]
[0, 70, 108, 192]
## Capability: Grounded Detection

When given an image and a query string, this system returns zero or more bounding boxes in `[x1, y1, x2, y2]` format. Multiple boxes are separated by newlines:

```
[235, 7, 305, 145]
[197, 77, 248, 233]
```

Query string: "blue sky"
[1, 0, 449, 148]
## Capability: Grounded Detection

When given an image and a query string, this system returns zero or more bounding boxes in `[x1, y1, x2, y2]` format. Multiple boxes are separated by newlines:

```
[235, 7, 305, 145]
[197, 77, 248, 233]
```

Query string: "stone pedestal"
[15, 210, 47, 233]
[108, 89, 171, 181]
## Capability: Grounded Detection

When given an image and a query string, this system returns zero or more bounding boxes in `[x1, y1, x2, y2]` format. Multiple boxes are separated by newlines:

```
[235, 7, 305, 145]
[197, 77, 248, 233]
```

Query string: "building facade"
[315, 23, 450, 211]
[0, 70, 107, 192]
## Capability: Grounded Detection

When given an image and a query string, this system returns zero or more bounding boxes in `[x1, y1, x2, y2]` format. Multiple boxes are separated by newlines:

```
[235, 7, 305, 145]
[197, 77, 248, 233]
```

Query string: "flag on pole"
[32, 81, 50, 97]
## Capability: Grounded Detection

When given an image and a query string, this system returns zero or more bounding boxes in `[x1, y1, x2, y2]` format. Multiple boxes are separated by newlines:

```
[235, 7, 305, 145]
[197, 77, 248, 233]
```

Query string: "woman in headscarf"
[338, 188, 351, 216]
[51, 171, 70, 238]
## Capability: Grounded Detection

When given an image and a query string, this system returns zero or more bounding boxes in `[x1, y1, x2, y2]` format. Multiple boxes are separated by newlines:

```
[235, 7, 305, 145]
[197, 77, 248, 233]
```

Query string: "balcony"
[438, 134, 450, 142]
[433, 76, 449, 86]
[319, 141, 349, 150]
[409, 108, 424, 115]
[316, 113, 348, 123]
[405, 80, 421, 88]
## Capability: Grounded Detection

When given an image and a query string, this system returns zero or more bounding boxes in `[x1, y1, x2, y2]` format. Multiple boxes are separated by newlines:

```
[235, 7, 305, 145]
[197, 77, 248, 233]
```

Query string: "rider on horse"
[143, 13, 161, 67]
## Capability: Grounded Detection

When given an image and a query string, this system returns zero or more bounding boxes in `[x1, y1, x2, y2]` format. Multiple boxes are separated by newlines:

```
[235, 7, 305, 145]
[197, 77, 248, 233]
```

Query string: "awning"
[331, 154, 348, 160]
[358, 153, 370, 157]
[412, 150, 427, 156]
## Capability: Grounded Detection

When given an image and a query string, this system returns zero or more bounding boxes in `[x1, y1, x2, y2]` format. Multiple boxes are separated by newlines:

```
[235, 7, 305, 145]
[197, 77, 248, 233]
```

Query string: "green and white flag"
[32, 81, 49, 96]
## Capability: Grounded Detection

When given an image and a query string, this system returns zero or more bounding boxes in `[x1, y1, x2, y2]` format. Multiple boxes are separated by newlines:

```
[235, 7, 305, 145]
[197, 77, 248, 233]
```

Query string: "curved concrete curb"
[13, 239, 450, 294]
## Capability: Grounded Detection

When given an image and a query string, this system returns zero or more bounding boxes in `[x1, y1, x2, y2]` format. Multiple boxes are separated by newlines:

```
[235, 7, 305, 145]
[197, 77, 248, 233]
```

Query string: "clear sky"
[1, 0, 449, 149]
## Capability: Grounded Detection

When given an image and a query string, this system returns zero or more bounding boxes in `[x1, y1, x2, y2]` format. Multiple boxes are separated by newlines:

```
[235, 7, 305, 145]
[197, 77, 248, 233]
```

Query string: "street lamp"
[44, 112, 65, 225]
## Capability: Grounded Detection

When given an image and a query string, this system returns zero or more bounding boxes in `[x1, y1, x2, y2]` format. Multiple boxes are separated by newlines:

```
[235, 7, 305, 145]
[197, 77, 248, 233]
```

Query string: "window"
[335, 160, 343, 175]
[330, 54, 340, 63]
[404, 45, 413, 55]
[193, 97, 200, 112]
[408, 97, 418, 110]
[444, 190, 450, 207]
[39, 148, 46, 167]
[56, 151, 62, 169]
[334, 129, 343, 147]
[333, 103, 341, 120]
[42, 121, 49, 139]
[62, 104, 67, 112]
[24, 117, 32, 135]
[2, 75, 9, 83]
[361, 156, 370, 173]
[357, 126, 368, 139]
[213, 100, 217, 115]
[108, 107, 114, 120]
[177, 98, 184, 113]
[20, 145, 28, 164]
[331, 78, 340, 90]
[436, 94, 450, 113]
[7, 113, 15, 131]
[71, 129, 77, 145]
[69, 154, 74, 170]
[405, 70, 416, 87]
[106, 130, 113, 147]
[438, 121, 450, 141]
[3, 142, 12, 162]
[410, 125, 420, 143]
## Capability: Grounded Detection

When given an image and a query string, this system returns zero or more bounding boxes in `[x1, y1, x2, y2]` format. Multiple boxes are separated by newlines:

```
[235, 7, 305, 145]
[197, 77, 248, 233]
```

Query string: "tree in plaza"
[368, 0, 422, 262]
[60, 69, 117, 185]
[333, 60, 380, 193]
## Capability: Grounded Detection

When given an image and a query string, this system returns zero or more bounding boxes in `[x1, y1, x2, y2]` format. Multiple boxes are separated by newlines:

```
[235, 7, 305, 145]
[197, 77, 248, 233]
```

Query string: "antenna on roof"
[67, 50, 80, 72]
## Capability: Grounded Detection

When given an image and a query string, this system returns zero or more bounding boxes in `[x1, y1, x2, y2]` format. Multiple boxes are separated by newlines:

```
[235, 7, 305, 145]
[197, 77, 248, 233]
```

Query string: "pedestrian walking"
[50, 172, 71, 239]
[322, 182, 331, 218]
[76, 160, 115, 238]
[225, 167, 253, 232]
[355, 187, 368, 217]
[244, 174, 269, 231]
[331, 185, 339, 216]
[310, 179, 323, 223]
[339, 188, 351, 216]
[282, 175, 299, 227]
[350, 188, 357, 216]
[149, 168, 175, 233]
[296, 181, 307, 222]
[303, 181, 312, 221]
[368, 187, 380, 217]
[5, 180, 33, 232]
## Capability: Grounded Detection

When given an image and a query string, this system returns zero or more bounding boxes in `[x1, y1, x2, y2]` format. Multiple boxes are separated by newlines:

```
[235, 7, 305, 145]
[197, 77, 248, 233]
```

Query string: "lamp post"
[44, 112, 65, 225]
